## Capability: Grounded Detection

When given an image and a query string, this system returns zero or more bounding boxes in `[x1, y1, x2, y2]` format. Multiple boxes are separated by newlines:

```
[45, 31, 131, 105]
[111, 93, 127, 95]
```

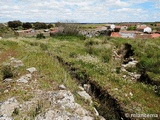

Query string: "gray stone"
[77, 91, 92, 103]
[26, 67, 37, 73]
[78, 86, 84, 91]
[59, 84, 66, 90]
[0, 97, 19, 117]
[17, 74, 32, 83]
[83, 84, 91, 93]
[4, 90, 9, 93]
[3, 79, 13, 82]
[10, 59, 24, 68]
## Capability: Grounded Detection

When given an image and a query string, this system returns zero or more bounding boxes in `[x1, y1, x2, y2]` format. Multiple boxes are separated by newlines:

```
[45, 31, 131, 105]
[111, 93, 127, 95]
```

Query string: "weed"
[1, 65, 14, 80]
[12, 108, 19, 116]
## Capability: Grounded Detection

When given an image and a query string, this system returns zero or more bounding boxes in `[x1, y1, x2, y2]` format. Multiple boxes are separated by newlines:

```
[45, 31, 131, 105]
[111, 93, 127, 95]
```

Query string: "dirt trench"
[51, 55, 131, 120]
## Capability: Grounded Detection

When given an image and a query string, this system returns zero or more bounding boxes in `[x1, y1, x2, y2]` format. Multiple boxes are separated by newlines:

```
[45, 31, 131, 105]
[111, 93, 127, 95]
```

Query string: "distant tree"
[22, 22, 32, 29]
[47, 23, 53, 29]
[55, 22, 63, 27]
[127, 26, 136, 31]
[41, 23, 47, 29]
[34, 22, 47, 29]
[8, 20, 22, 29]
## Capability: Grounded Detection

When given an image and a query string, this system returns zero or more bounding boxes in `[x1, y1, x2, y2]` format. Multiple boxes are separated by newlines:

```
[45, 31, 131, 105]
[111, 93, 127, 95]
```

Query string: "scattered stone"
[17, 74, 32, 83]
[114, 88, 118, 91]
[3, 79, 13, 82]
[121, 68, 127, 72]
[129, 92, 133, 97]
[83, 84, 91, 93]
[10, 58, 24, 68]
[93, 107, 99, 116]
[134, 74, 141, 79]
[4, 90, 9, 93]
[26, 67, 37, 73]
[122, 60, 138, 68]
[77, 91, 92, 103]
[78, 86, 84, 91]
[59, 84, 66, 90]
[122, 75, 127, 79]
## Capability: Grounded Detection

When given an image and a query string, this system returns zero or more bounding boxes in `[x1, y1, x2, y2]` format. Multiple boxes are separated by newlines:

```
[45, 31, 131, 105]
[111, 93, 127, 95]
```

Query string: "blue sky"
[0, 0, 159, 23]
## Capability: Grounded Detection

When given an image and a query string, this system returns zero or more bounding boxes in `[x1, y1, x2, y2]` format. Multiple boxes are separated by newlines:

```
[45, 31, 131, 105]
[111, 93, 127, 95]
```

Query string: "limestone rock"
[26, 67, 37, 73]
[83, 84, 91, 93]
[3, 79, 13, 82]
[17, 74, 32, 83]
[10, 58, 24, 68]
[78, 86, 84, 91]
[77, 91, 92, 103]
[0, 97, 19, 117]
[59, 84, 66, 90]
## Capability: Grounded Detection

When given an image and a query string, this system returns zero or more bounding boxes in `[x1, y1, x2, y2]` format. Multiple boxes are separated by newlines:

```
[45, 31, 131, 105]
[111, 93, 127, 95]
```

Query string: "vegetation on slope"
[0, 35, 159, 119]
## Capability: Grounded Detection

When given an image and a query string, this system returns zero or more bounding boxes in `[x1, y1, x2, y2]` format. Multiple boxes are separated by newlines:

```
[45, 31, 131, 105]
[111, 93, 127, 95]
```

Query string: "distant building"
[143, 27, 152, 33]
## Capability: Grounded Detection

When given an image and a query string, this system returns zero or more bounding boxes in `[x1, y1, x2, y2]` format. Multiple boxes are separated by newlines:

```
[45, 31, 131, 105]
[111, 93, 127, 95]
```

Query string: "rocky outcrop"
[17, 74, 32, 83]
[35, 90, 96, 120]
[0, 97, 19, 119]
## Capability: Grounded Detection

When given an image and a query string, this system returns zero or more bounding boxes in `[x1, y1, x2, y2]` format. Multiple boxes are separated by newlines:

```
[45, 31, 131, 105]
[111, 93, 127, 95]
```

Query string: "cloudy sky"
[0, 0, 159, 23]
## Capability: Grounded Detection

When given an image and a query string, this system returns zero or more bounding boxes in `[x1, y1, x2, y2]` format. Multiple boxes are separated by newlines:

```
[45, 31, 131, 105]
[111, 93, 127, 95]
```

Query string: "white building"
[143, 27, 152, 33]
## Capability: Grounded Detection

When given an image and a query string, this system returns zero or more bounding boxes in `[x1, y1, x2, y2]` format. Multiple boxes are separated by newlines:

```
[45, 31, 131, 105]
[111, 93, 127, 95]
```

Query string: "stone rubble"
[77, 91, 92, 104]
[10, 57, 24, 68]
[0, 57, 104, 120]
[35, 90, 97, 120]
[0, 97, 19, 118]
[17, 74, 32, 83]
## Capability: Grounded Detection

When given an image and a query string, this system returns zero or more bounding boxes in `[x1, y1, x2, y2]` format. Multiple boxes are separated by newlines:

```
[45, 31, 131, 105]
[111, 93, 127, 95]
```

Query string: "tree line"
[8, 20, 53, 30]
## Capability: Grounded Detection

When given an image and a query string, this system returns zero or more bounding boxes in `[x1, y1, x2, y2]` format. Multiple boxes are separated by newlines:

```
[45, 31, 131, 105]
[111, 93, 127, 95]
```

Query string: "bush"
[36, 33, 45, 39]
[1, 65, 14, 80]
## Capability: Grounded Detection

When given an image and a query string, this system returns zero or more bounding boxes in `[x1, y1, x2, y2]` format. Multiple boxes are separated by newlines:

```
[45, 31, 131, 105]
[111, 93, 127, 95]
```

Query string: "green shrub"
[1, 65, 14, 80]
[69, 52, 77, 58]
[36, 33, 45, 39]
[12, 108, 19, 116]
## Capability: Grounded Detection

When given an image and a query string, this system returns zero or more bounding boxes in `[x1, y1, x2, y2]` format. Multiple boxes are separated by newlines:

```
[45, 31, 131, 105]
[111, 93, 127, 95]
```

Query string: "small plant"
[1, 65, 14, 80]
[36, 33, 45, 39]
[69, 52, 77, 58]
[12, 108, 19, 116]
[40, 43, 48, 51]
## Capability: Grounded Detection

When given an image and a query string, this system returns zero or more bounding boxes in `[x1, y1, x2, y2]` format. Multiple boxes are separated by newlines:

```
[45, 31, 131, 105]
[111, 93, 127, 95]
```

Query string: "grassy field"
[0, 36, 160, 119]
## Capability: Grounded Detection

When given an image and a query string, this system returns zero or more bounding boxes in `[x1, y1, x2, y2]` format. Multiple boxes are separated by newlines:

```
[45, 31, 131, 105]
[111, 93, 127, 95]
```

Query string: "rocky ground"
[0, 57, 105, 120]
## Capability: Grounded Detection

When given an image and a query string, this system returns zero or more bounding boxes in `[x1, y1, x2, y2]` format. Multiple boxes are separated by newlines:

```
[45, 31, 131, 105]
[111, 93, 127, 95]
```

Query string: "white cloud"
[0, 0, 159, 22]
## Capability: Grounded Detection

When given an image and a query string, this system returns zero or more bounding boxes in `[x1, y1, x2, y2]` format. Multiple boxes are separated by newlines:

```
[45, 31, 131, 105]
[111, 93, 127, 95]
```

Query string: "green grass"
[0, 36, 160, 119]
[47, 36, 160, 116]
[0, 38, 96, 119]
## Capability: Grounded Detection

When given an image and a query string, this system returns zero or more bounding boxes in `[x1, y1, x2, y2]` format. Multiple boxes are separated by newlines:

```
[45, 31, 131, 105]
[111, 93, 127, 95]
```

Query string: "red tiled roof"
[111, 32, 121, 37]
[151, 33, 160, 38]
